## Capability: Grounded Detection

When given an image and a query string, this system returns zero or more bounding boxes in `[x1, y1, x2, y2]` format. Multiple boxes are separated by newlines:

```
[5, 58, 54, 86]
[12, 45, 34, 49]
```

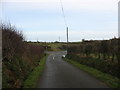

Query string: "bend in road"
[37, 51, 109, 88]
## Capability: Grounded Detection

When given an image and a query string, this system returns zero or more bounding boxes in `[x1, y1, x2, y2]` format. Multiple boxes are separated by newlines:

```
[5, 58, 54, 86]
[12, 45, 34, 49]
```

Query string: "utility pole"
[67, 27, 68, 43]
[66, 27, 69, 54]
[60, 0, 69, 54]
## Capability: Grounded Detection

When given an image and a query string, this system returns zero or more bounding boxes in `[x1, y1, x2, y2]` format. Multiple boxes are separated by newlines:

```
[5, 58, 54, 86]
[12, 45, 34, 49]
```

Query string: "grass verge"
[23, 54, 48, 88]
[64, 58, 119, 88]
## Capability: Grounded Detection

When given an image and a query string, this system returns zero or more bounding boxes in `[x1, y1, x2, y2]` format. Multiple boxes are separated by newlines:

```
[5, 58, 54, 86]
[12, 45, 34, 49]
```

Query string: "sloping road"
[37, 51, 109, 88]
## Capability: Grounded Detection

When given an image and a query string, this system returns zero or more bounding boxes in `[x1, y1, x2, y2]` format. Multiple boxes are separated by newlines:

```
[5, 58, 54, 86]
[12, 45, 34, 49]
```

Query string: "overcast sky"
[1, 0, 119, 42]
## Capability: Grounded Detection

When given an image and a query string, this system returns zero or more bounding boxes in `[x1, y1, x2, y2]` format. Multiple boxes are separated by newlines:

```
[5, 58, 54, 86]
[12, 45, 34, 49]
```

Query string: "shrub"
[2, 23, 25, 61]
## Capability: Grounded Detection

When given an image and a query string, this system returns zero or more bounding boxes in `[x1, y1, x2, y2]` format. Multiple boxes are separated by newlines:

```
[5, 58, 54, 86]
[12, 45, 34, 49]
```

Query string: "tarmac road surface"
[37, 51, 109, 88]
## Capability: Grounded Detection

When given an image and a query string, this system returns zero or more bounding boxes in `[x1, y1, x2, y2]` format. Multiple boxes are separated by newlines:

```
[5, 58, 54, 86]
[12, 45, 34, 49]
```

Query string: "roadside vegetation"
[23, 54, 48, 88]
[64, 58, 119, 88]
[1, 23, 45, 88]
[65, 38, 120, 88]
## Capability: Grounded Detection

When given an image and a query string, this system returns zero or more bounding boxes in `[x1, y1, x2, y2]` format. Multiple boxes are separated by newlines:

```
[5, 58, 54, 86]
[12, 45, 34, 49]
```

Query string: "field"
[28, 42, 67, 51]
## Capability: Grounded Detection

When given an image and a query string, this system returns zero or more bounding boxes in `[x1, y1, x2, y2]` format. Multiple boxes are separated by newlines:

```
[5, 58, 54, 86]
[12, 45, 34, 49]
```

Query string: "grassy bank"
[23, 54, 48, 88]
[64, 58, 119, 88]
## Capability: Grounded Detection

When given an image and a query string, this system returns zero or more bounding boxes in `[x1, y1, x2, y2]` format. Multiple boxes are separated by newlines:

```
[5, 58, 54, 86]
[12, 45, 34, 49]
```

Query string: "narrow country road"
[37, 51, 109, 88]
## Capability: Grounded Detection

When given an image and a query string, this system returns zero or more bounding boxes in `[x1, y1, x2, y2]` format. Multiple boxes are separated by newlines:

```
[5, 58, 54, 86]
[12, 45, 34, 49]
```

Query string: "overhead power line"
[60, 0, 67, 27]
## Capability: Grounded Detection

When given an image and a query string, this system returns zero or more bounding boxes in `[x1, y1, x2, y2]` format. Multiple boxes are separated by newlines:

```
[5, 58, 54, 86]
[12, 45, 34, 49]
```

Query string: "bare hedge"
[1, 23, 44, 88]
[2, 24, 25, 61]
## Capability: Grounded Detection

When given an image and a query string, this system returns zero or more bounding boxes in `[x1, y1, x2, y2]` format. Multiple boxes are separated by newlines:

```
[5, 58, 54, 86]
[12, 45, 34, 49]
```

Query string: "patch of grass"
[64, 58, 119, 88]
[23, 54, 48, 88]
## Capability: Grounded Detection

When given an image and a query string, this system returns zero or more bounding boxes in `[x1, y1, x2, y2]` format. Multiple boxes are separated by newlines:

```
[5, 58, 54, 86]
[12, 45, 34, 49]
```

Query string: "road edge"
[63, 58, 119, 89]
[23, 54, 48, 88]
